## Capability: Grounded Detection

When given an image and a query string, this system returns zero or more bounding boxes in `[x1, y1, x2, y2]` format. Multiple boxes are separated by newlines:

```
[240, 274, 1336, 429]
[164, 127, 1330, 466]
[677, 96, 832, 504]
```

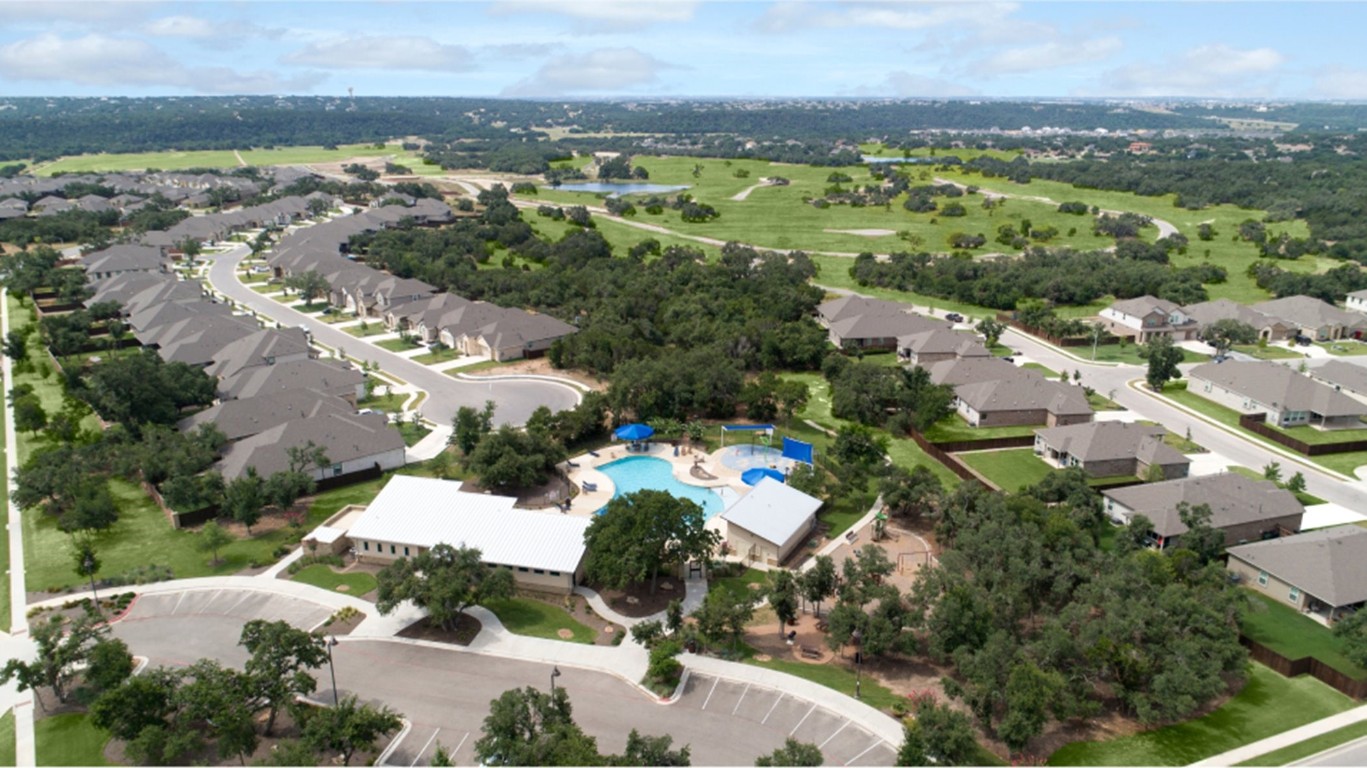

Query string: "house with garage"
[219, 358, 367, 405]
[205, 327, 313, 379]
[345, 475, 591, 594]
[719, 478, 822, 567]
[215, 411, 405, 483]
[897, 328, 991, 366]
[1187, 360, 1367, 429]
[1180, 299, 1296, 343]
[954, 373, 1094, 428]
[1033, 422, 1190, 480]
[1252, 295, 1367, 341]
[1100, 295, 1199, 343]
[816, 296, 951, 351]
[81, 244, 167, 281]
[384, 293, 473, 337]
[1102, 473, 1303, 550]
[179, 388, 355, 443]
[1226, 525, 1367, 624]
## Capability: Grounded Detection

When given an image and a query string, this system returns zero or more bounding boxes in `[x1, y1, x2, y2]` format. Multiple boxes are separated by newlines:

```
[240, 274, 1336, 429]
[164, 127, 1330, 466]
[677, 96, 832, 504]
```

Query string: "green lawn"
[1268, 423, 1367, 446]
[1241, 590, 1367, 680]
[1235, 720, 1367, 766]
[250, 283, 283, 294]
[1023, 362, 1063, 379]
[0, 393, 8, 633]
[1047, 664, 1355, 766]
[398, 421, 432, 447]
[746, 654, 900, 712]
[1085, 343, 1208, 366]
[374, 337, 421, 352]
[958, 448, 1055, 491]
[344, 322, 391, 338]
[1234, 344, 1305, 361]
[1316, 340, 1367, 357]
[411, 347, 462, 365]
[921, 418, 1036, 443]
[446, 360, 513, 375]
[485, 598, 596, 644]
[1087, 391, 1127, 411]
[0, 711, 13, 767]
[358, 391, 407, 412]
[291, 564, 377, 597]
[34, 713, 111, 766]
[711, 568, 767, 604]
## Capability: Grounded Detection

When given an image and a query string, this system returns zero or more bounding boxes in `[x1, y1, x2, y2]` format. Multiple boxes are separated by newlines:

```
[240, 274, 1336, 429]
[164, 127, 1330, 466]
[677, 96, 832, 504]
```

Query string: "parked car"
[1296, 336, 1313, 347]
[945, 312, 964, 323]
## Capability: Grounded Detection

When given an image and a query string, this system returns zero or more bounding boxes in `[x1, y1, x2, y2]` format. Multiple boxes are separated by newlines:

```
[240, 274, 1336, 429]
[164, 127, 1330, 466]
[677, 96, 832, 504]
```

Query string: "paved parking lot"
[109, 588, 897, 766]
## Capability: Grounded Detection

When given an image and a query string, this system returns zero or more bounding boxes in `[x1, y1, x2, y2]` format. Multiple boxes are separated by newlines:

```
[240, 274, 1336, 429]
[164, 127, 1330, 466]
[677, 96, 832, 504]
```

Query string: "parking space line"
[171, 592, 188, 615]
[844, 741, 880, 766]
[227, 592, 253, 615]
[731, 683, 751, 715]
[451, 731, 470, 758]
[818, 721, 849, 749]
[789, 704, 816, 736]
[700, 676, 721, 710]
[410, 727, 440, 766]
[761, 693, 784, 725]
[194, 590, 223, 614]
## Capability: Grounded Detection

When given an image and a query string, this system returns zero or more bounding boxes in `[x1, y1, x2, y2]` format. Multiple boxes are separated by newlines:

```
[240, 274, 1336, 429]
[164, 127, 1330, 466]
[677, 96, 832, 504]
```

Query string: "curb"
[453, 371, 592, 393]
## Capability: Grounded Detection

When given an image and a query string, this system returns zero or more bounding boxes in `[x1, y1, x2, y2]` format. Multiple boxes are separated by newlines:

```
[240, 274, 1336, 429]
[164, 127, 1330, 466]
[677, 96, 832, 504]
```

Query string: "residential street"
[204, 243, 582, 427]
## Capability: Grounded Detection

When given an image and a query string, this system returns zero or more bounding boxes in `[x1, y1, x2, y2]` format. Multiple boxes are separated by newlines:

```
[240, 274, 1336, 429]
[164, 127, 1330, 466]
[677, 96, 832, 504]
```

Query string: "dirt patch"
[587, 575, 684, 618]
[397, 612, 483, 646]
[462, 356, 607, 392]
[827, 523, 937, 595]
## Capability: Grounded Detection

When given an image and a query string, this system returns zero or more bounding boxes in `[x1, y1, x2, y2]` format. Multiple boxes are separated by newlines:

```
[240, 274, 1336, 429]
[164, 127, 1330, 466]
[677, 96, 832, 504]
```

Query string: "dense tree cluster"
[822, 354, 955, 433]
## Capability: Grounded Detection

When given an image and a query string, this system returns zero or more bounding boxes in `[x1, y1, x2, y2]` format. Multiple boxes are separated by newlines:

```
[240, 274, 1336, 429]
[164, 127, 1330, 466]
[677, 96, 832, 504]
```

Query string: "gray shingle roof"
[1227, 526, 1367, 607]
[1103, 473, 1303, 539]
[897, 328, 991, 358]
[180, 388, 354, 442]
[1190, 361, 1367, 418]
[1253, 296, 1366, 332]
[956, 377, 1093, 417]
[1181, 298, 1290, 333]
[1308, 360, 1367, 398]
[219, 358, 364, 401]
[1035, 422, 1188, 467]
[215, 411, 403, 480]
[205, 328, 312, 379]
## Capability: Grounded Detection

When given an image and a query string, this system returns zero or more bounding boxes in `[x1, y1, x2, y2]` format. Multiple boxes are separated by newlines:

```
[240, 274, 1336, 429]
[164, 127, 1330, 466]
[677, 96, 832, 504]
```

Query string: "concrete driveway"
[204, 243, 581, 427]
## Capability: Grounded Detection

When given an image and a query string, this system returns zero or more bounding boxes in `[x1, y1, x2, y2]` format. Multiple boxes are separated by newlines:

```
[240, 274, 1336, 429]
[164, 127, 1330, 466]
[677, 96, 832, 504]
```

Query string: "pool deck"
[562, 442, 752, 518]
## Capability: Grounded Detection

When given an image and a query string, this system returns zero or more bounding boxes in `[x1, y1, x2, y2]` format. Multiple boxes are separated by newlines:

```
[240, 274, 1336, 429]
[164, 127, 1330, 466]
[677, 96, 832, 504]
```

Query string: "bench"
[845, 530, 858, 543]
[799, 645, 822, 660]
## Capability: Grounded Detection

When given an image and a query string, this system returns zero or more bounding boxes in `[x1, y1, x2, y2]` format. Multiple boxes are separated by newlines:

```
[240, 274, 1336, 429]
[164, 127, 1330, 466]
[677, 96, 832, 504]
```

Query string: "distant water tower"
[348, 86, 354, 99]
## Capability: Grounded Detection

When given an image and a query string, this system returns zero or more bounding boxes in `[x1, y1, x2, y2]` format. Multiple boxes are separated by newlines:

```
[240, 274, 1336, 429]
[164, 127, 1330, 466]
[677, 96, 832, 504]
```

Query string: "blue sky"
[0, 1, 1362, 100]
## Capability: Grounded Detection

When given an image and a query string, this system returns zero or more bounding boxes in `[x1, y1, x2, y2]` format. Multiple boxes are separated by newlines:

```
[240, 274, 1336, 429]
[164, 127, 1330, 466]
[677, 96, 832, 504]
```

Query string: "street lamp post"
[325, 636, 340, 706]
[551, 666, 562, 694]
[851, 628, 863, 701]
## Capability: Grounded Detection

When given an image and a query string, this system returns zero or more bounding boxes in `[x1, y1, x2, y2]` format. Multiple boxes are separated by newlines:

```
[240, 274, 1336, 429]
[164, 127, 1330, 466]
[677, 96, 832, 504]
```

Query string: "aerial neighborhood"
[3, 11, 1367, 765]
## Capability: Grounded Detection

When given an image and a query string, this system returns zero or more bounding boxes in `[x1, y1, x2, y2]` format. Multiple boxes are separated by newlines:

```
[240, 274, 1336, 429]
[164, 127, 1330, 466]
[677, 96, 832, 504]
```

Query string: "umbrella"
[742, 467, 786, 486]
[614, 423, 655, 441]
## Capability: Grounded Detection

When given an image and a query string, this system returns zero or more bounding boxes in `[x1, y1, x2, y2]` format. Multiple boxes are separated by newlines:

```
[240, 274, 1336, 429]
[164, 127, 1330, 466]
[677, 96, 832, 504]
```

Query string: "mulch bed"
[396, 613, 483, 646]
[587, 575, 684, 618]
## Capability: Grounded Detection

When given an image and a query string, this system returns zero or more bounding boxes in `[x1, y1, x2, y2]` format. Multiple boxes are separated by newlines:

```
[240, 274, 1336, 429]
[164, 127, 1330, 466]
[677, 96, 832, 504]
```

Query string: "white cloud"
[754, 1, 1017, 33]
[501, 47, 677, 97]
[0, 32, 322, 93]
[969, 36, 1123, 76]
[1312, 67, 1367, 100]
[142, 15, 283, 41]
[492, 0, 699, 31]
[1097, 44, 1286, 97]
[876, 70, 979, 98]
[284, 36, 474, 72]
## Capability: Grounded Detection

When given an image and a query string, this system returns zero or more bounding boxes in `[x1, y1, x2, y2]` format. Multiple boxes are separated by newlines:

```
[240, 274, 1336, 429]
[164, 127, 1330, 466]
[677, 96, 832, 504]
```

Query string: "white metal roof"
[720, 478, 822, 546]
[305, 526, 346, 545]
[347, 475, 590, 573]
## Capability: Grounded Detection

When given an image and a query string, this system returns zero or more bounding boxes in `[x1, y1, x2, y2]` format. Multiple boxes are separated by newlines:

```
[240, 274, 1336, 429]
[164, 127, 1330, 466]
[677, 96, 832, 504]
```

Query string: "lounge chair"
[566, 460, 580, 469]
[582, 481, 598, 493]
[588, 450, 600, 458]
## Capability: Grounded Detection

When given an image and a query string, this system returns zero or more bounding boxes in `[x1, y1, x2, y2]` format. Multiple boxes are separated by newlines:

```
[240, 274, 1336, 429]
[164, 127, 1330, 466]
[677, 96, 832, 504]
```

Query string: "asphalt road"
[1302, 734, 1367, 766]
[205, 242, 582, 427]
[111, 589, 896, 767]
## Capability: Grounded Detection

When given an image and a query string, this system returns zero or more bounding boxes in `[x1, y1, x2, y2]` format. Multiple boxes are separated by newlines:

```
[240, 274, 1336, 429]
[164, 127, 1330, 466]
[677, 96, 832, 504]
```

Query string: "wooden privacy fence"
[1242, 636, 1367, 699]
[928, 434, 1035, 453]
[995, 312, 1109, 348]
[1239, 413, 1367, 456]
[909, 430, 988, 485]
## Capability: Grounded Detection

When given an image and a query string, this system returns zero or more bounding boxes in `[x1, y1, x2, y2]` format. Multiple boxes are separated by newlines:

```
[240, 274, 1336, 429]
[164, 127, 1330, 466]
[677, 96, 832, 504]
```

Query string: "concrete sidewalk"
[2, 289, 36, 766]
[1191, 703, 1367, 766]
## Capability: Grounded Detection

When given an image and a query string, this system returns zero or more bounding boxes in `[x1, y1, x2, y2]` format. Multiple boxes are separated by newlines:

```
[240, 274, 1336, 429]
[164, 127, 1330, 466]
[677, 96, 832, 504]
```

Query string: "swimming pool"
[595, 456, 730, 518]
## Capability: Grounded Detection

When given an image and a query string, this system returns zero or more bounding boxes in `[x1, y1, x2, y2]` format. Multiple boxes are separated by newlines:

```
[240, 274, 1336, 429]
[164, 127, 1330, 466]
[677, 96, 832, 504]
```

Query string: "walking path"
[2, 289, 37, 766]
[1192, 703, 1367, 766]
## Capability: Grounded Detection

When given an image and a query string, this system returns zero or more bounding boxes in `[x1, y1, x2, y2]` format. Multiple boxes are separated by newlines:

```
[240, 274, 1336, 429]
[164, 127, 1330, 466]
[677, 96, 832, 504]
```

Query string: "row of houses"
[1187, 360, 1367, 430]
[1102, 294, 1367, 344]
[264, 201, 578, 362]
[0, 171, 277, 222]
[80, 253, 406, 485]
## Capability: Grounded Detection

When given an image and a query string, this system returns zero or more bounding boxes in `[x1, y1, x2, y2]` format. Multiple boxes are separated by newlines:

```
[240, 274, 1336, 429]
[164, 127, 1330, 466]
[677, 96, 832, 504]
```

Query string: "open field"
[36, 143, 420, 175]
[1048, 664, 1355, 766]
[959, 448, 1054, 491]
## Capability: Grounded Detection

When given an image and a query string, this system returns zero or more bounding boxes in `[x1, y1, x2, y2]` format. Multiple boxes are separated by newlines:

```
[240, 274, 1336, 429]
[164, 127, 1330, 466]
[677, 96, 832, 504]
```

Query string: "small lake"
[861, 155, 941, 164]
[557, 182, 690, 195]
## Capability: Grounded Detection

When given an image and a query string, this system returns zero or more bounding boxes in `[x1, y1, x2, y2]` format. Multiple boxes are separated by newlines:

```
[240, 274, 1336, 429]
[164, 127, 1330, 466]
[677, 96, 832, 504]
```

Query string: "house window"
[1289, 587, 1301, 603]
[389, 544, 396, 555]
[1257, 570, 1268, 586]
[362, 542, 369, 552]
[533, 569, 544, 574]
[550, 571, 560, 576]
[403, 547, 410, 557]
[518, 567, 529, 572]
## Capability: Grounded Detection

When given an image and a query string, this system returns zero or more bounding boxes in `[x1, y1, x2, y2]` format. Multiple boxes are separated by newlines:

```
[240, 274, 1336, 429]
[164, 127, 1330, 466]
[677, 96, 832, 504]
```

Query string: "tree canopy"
[582, 490, 721, 594]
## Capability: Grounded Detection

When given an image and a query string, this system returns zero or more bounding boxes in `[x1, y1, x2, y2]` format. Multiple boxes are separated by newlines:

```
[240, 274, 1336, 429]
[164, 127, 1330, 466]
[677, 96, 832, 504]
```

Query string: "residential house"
[126, 300, 233, 335]
[923, 357, 1024, 388]
[215, 411, 405, 483]
[1308, 360, 1367, 404]
[345, 476, 590, 594]
[205, 328, 313, 379]
[81, 245, 166, 281]
[1346, 289, 1367, 315]
[383, 293, 472, 336]
[368, 276, 436, 318]
[953, 373, 1093, 428]
[1180, 299, 1296, 343]
[1226, 526, 1367, 623]
[1102, 473, 1304, 550]
[1033, 422, 1190, 480]
[179, 389, 354, 442]
[1252, 296, 1367, 341]
[137, 315, 263, 367]
[1187, 361, 1367, 429]
[816, 296, 953, 351]
[719, 478, 822, 567]
[219, 358, 367, 405]
[897, 329, 991, 366]
[1100, 295, 1198, 343]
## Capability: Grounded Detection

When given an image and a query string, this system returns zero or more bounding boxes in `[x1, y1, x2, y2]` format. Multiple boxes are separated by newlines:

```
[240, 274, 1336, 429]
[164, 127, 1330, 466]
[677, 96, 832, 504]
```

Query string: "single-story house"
[1033, 422, 1190, 480]
[897, 329, 991, 366]
[954, 374, 1094, 428]
[346, 475, 591, 594]
[923, 357, 1023, 388]
[205, 328, 313, 379]
[81, 244, 167, 281]
[1101, 295, 1198, 343]
[1308, 360, 1367, 404]
[1346, 289, 1367, 315]
[218, 358, 367, 404]
[719, 478, 822, 567]
[1180, 299, 1296, 343]
[1187, 360, 1367, 429]
[1226, 525, 1367, 623]
[214, 411, 405, 482]
[816, 296, 951, 351]
[179, 388, 354, 443]
[1252, 296, 1367, 341]
[1102, 473, 1304, 550]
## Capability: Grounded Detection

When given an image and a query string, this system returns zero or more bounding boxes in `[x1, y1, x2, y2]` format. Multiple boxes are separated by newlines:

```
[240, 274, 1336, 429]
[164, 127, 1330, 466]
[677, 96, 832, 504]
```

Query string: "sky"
[0, 1, 1364, 100]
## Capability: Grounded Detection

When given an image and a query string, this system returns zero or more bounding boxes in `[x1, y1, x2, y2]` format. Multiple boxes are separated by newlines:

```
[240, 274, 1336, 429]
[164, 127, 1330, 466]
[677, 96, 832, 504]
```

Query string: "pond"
[557, 182, 690, 195]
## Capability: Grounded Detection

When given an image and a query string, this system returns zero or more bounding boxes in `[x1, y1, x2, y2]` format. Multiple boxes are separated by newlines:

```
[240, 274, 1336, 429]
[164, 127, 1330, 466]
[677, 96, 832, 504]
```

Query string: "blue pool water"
[595, 456, 726, 518]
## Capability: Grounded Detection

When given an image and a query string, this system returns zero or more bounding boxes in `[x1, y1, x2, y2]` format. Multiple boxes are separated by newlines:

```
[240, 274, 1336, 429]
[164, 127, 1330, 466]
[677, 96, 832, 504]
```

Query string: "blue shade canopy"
[741, 467, 786, 486]
[614, 423, 655, 441]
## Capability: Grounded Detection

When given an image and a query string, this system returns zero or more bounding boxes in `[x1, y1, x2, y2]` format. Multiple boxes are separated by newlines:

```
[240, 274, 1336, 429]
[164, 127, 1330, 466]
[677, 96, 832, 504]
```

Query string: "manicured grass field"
[374, 337, 421, 352]
[1234, 344, 1304, 361]
[358, 391, 407, 412]
[398, 421, 432, 447]
[0, 394, 8, 633]
[711, 568, 768, 604]
[1023, 362, 1062, 379]
[958, 448, 1055, 491]
[1235, 720, 1367, 766]
[1088, 391, 1128, 411]
[411, 348, 462, 365]
[1316, 340, 1367, 357]
[1047, 664, 1355, 766]
[1270, 423, 1367, 446]
[746, 654, 900, 712]
[1085, 343, 1208, 366]
[523, 209, 722, 262]
[292, 564, 378, 596]
[344, 322, 391, 338]
[921, 419, 1036, 443]
[1241, 590, 1367, 680]
[485, 598, 596, 644]
[34, 713, 111, 767]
